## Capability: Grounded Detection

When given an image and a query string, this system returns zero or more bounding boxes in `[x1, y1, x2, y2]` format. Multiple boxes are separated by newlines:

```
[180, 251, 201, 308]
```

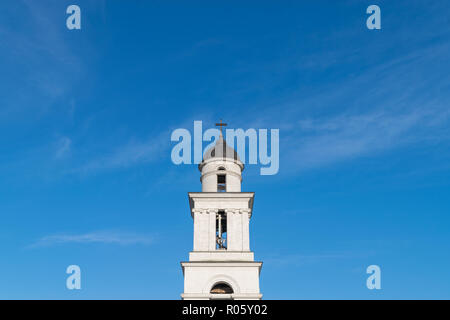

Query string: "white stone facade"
[181, 140, 262, 300]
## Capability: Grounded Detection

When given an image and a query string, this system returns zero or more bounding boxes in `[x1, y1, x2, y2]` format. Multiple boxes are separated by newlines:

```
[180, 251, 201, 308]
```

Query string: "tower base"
[181, 261, 262, 300]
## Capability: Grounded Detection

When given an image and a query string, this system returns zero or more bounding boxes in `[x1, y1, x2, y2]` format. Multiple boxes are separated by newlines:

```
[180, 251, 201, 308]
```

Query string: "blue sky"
[0, 0, 449, 299]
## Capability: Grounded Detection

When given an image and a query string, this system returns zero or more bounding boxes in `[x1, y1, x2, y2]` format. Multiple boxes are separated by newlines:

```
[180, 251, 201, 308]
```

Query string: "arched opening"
[210, 282, 234, 294]
[216, 210, 227, 250]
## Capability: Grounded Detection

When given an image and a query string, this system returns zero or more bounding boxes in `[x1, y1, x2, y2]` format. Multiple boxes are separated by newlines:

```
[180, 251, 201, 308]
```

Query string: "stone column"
[193, 209, 208, 251]
[241, 209, 251, 251]
[226, 209, 243, 251]
[208, 209, 218, 251]
[225, 209, 233, 251]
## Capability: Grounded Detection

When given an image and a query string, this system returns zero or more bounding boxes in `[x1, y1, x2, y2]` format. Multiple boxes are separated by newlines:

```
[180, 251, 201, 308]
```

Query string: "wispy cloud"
[236, 40, 450, 174]
[284, 107, 449, 172]
[265, 253, 353, 268]
[73, 132, 170, 174]
[54, 137, 72, 159]
[30, 231, 155, 248]
[71, 115, 214, 175]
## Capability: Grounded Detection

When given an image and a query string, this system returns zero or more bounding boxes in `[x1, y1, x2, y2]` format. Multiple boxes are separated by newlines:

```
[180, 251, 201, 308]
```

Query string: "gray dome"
[203, 135, 240, 162]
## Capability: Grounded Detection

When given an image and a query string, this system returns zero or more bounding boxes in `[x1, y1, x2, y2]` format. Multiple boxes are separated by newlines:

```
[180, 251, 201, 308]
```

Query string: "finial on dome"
[215, 119, 227, 136]
[200, 121, 242, 164]
[198, 120, 244, 192]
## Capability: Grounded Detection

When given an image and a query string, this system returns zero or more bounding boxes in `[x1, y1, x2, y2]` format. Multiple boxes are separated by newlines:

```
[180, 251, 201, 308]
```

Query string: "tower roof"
[203, 134, 240, 162]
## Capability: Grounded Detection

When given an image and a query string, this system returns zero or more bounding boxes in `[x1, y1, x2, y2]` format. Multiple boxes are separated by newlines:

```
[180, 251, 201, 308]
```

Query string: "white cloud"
[285, 108, 447, 171]
[55, 137, 72, 159]
[237, 41, 450, 174]
[75, 133, 169, 174]
[265, 253, 352, 267]
[72, 115, 214, 175]
[30, 231, 155, 247]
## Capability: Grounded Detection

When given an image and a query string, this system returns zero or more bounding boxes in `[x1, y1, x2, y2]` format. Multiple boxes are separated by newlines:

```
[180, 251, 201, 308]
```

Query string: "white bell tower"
[181, 123, 262, 300]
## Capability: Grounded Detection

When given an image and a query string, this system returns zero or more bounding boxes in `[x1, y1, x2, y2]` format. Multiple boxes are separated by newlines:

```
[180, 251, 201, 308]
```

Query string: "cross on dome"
[215, 119, 227, 135]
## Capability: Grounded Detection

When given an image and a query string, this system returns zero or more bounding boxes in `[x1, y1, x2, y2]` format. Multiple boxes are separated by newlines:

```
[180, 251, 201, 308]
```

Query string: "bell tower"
[181, 123, 263, 300]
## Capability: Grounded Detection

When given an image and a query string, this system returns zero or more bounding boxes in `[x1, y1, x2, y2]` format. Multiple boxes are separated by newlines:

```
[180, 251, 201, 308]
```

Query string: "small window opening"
[217, 174, 226, 192]
[216, 210, 227, 250]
